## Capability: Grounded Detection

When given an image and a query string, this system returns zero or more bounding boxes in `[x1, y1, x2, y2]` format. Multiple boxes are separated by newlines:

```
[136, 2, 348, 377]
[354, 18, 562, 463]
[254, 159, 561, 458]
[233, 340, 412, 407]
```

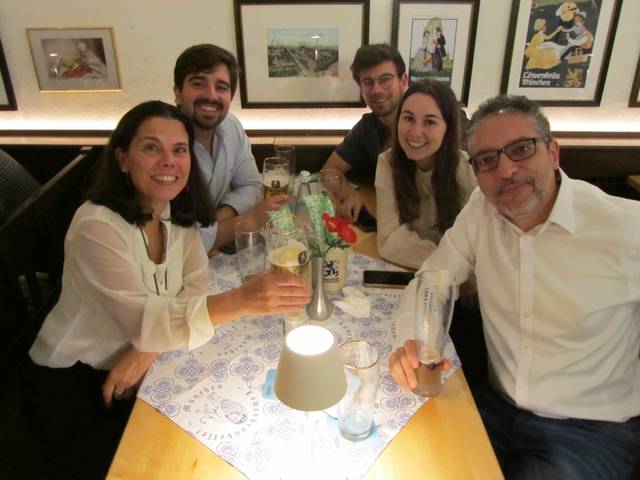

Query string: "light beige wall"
[0, 0, 638, 132]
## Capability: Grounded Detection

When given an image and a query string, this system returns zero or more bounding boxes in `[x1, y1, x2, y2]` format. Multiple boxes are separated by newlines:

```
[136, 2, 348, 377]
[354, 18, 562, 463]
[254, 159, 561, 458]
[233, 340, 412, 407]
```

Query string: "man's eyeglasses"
[468, 137, 548, 173]
[360, 73, 396, 91]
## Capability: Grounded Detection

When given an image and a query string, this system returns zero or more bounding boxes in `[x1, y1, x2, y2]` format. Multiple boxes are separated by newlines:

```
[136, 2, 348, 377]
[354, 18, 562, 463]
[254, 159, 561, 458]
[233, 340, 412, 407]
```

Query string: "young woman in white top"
[375, 80, 477, 269]
[24, 101, 310, 479]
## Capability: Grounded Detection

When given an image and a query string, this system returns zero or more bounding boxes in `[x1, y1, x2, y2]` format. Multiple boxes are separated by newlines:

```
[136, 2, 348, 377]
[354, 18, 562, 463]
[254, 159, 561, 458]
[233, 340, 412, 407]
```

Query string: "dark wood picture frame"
[0, 36, 17, 111]
[234, 0, 370, 108]
[391, 0, 480, 106]
[629, 55, 640, 107]
[500, 0, 623, 106]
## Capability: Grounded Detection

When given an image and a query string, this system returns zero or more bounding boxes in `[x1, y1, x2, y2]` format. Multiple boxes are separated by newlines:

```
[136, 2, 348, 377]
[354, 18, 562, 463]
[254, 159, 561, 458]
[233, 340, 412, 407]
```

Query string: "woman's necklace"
[139, 226, 167, 295]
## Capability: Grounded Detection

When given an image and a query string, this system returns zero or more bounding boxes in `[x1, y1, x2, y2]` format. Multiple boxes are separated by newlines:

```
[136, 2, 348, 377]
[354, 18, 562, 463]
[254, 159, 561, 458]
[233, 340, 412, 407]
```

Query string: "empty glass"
[413, 269, 457, 397]
[337, 340, 379, 442]
[235, 219, 267, 283]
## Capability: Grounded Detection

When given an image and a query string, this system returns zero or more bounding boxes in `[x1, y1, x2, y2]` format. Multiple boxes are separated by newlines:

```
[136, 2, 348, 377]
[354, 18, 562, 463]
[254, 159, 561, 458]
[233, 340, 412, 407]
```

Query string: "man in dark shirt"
[322, 44, 407, 221]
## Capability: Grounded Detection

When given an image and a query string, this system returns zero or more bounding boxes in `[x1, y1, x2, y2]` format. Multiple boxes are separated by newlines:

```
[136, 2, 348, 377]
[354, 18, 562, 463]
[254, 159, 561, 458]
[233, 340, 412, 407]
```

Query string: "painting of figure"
[519, 0, 601, 89]
[408, 17, 457, 85]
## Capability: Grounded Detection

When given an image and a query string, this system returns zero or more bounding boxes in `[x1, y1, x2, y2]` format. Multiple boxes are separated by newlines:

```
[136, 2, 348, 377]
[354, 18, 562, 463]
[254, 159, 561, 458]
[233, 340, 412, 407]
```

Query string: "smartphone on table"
[362, 270, 414, 288]
[355, 208, 377, 232]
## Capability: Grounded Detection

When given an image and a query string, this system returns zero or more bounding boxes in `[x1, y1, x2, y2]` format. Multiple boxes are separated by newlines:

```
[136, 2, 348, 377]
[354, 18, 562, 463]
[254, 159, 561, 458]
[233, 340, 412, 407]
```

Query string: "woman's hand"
[237, 272, 311, 316]
[102, 347, 158, 407]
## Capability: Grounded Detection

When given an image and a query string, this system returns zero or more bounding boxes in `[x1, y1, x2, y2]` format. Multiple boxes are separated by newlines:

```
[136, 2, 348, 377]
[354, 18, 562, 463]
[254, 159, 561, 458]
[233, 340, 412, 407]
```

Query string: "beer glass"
[267, 214, 311, 333]
[413, 269, 457, 397]
[337, 340, 379, 441]
[263, 156, 291, 199]
[235, 218, 267, 283]
[274, 144, 296, 195]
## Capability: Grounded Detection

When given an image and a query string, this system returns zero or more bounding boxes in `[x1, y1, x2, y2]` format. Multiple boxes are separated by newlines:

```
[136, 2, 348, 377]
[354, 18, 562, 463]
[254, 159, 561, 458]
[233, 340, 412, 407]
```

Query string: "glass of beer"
[267, 214, 311, 333]
[263, 156, 291, 199]
[274, 144, 296, 195]
[235, 218, 267, 283]
[413, 269, 457, 397]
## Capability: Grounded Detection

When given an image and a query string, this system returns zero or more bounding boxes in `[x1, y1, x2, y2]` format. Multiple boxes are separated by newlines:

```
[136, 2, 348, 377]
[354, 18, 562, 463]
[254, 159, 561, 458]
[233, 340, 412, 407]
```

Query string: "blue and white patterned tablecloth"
[138, 253, 460, 480]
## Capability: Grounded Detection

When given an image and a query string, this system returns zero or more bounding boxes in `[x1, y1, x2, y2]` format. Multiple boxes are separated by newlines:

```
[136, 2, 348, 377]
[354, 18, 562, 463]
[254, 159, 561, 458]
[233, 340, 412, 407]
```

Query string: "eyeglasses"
[468, 137, 548, 173]
[360, 73, 396, 91]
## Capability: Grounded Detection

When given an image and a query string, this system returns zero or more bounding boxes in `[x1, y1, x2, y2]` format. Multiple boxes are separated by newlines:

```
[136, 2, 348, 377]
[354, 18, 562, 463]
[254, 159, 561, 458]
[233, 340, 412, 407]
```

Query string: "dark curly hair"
[390, 79, 463, 233]
[350, 43, 406, 84]
[87, 100, 215, 227]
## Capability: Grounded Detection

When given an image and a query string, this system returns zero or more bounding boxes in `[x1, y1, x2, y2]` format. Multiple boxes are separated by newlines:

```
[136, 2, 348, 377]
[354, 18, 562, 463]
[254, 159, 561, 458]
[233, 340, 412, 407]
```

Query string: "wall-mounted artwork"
[392, 0, 479, 106]
[0, 36, 17, 110]
[234, 0, 369, 108]
[501, 0, 622, 106]
[629, 55, 640, 108]
[27, 27, 121, 91]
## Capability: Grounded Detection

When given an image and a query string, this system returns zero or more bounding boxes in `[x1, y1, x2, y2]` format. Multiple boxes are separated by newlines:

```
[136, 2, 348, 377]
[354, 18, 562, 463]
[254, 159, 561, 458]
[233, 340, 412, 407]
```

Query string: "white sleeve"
[375, 152, 437, 269]
[67, 217, 214, 352]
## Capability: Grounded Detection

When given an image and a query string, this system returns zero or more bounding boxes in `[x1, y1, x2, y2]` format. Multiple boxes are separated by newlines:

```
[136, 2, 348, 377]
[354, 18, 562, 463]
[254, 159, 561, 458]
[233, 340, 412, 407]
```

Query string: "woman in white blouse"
[24, 101, 309, 479]
[375, 80, 477, 269]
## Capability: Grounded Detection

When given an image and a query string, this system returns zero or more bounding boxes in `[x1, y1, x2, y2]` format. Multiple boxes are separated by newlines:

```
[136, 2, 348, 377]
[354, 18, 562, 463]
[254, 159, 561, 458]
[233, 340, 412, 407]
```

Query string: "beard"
[190, 98, 226, 131]
[496, 174, 543, 220]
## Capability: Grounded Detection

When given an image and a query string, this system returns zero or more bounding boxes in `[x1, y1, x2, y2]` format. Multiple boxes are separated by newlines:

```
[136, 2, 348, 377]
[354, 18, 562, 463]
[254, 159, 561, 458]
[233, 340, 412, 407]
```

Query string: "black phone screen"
[362, 270, 414, 288]
[355, 209, 377, 232]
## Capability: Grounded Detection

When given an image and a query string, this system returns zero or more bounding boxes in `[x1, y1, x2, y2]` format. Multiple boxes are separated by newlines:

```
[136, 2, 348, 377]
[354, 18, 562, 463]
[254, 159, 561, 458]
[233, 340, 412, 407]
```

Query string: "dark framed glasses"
[360, 73, 395, 91]
[469, 137, 547, 173]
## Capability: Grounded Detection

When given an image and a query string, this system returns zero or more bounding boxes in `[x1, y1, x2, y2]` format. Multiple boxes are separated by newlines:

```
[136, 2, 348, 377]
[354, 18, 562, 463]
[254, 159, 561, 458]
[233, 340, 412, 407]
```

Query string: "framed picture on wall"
[0, 36, 17, 110]
[391, 0, 480, 106]
[501, 0, 622, 106]
[234, 0, 369, 108]
[27, 27, 121, 91]
[629, 55, 640, 107]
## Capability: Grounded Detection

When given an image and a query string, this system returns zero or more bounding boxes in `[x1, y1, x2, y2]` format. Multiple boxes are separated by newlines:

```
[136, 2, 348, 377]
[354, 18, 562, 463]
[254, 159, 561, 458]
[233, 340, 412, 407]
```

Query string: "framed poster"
[27, 27, 121, 91]
[501, 0, 622, 106]
[0, 36, 17, 110]
[234, 0, 369, 108]
[629, 55, 640, 107]
[392, 0, 479, 106]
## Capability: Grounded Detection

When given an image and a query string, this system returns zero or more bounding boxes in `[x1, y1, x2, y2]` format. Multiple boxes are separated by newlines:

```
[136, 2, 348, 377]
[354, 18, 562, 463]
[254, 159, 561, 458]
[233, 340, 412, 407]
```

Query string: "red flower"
[322, 213, 349, 233]
[337, 224, 357, 244]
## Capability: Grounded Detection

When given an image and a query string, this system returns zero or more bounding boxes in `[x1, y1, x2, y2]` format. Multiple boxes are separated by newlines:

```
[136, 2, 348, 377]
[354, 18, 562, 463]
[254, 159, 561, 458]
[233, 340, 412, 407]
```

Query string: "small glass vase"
[306, 256, 333, 321]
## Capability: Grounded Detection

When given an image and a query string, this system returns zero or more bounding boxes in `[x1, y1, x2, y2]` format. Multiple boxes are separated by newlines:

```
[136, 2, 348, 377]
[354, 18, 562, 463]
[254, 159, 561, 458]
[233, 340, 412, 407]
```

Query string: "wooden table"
[107, 188, 503, 480]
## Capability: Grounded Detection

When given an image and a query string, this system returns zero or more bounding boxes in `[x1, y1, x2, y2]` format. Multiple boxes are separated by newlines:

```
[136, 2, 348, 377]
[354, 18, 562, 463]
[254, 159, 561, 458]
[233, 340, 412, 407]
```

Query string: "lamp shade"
[275, 325, 347, 411]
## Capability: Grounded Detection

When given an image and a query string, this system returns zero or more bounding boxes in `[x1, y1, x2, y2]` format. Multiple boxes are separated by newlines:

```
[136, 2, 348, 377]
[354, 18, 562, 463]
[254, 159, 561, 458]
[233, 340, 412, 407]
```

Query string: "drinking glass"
[337, 340, 379, 441]
[274, 144, 296, 195]
[413, 269, 457, 397]
[263, 156, 291, 199]
[235, 218, 267, 283]
[318, 168, 344, 212]
[267, 214, 311, 334]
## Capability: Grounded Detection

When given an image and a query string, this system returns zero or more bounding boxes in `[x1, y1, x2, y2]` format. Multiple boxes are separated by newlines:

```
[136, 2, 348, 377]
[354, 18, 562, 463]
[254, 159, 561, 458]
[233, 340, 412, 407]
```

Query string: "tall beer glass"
[274, 144, 296, 195]
[267, 214, 311, 333]
[263, 156, 291, 199]
[413, 269, 457, 397]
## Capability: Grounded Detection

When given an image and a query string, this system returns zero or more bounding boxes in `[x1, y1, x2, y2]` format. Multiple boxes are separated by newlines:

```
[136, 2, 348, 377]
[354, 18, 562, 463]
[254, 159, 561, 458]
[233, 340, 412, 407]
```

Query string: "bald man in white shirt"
[389, 95, 640, 480]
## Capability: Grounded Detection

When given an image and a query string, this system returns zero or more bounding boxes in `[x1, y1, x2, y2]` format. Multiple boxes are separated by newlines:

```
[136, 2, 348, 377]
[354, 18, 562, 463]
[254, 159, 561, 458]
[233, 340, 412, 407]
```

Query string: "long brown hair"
[390, 80, 463, 233]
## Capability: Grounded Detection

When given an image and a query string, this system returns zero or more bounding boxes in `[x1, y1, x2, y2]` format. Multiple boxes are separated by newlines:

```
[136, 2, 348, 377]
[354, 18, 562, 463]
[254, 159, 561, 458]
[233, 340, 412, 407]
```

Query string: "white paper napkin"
[334, 286, 371, 317]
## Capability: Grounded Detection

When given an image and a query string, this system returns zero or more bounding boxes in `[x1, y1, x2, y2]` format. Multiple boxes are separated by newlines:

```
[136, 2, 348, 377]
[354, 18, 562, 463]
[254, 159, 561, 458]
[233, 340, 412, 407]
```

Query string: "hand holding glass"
[413, 270, 457, 397]
[267, 215, 311, 333]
